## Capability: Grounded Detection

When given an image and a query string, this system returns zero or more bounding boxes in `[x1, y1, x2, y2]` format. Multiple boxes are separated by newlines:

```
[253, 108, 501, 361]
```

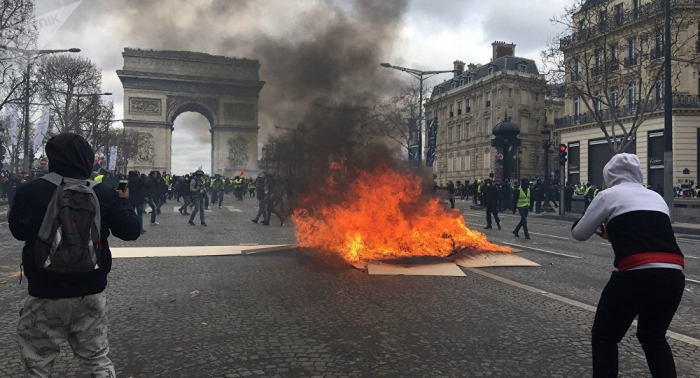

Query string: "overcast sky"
[33, 0, 569, 174]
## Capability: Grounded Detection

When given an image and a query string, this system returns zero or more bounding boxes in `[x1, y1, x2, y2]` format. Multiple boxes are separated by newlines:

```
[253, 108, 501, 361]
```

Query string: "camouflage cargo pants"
[17, 292, 115, 378]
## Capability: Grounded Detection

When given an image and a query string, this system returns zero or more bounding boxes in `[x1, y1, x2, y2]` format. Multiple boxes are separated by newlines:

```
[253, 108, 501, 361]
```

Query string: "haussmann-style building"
[425, 41, 564, 187]
[555, 0, 700, 189]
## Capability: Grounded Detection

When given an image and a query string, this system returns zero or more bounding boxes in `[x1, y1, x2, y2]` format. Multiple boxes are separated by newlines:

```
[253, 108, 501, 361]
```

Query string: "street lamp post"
[517, 148, 523, 182]
[663, 0, 674, 221]
[541, 120, 554, 212]
[73, 92, 112, 131]
[379, 63, 458, 165]
[0, 45, 80, 172]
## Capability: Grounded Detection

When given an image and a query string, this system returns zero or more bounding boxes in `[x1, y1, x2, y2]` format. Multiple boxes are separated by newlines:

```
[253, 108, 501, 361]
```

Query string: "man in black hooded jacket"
[9, 133, 141, 377]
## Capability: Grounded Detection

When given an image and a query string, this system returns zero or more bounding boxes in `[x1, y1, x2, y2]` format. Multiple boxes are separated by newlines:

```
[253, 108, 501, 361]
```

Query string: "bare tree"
[375, 80, 431, 153]
[0, 0, 36, 112]
[36, 54, 103, 136]
[111, 128, 144, 174]
[542, 0, 698, 153]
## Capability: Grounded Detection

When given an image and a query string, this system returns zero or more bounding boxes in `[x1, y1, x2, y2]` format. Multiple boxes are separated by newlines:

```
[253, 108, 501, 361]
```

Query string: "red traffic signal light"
[559, 144, 567, 152]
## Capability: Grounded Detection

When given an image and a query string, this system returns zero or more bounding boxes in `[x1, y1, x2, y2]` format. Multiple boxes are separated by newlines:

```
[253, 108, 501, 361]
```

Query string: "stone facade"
[117, 48, 265, 175]
[425, 42, 564, 186]
[555, 0, 700, 188]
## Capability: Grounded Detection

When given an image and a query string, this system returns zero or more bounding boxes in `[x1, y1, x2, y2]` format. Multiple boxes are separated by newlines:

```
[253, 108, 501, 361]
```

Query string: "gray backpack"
[34, 173, 102, 273]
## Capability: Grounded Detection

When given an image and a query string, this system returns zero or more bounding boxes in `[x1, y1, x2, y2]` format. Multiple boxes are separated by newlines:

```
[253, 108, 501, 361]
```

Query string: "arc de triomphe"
[117, 48, 265, 175]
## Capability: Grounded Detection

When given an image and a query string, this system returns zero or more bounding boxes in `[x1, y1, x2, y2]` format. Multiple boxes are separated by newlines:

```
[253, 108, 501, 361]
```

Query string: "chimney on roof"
[467, 63, 477, 71]
[492, 41, 516, 60]
[453, 60, 465, 77]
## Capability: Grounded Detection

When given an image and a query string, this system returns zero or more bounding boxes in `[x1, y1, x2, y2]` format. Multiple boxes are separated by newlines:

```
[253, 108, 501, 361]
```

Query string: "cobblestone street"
[1, 199, 699, 377]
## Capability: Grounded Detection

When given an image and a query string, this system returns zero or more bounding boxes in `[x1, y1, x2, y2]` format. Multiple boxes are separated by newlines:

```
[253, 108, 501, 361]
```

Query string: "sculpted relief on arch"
[228, 137, 249, 168]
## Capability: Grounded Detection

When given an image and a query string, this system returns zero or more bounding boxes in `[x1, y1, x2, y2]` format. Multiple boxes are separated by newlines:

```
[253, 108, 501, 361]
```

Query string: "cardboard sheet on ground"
[112, 244, 297, 258]
[455, 252, 539, 268]
[367, 262, 466, 277]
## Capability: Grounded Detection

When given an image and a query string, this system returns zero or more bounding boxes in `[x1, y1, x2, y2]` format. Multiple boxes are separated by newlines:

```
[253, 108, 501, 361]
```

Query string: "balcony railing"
[560, 0, 700, 48]
[553, 95, 700, 128]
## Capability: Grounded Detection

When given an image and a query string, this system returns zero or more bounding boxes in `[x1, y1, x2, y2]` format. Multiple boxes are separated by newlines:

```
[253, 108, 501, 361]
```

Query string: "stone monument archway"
[117, 48, 265, 176]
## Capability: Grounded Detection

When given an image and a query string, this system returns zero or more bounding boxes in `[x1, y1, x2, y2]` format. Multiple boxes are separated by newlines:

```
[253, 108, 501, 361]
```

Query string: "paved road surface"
[0, 197, 698, 377]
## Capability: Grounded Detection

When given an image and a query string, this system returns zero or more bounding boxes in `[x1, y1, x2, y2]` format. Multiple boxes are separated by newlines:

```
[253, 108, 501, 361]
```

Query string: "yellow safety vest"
[517, 188, 530, 208]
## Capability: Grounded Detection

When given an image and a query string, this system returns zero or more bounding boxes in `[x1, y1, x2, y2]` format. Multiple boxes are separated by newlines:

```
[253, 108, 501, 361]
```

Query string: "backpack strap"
[41, 173, 98, 188]
[41, 172, 63, 186]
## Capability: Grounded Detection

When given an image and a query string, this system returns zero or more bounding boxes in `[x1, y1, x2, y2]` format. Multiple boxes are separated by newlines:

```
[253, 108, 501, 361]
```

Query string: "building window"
[485, 92, 491, 107]
[594, 91, 602, 112]
[466, 98, 472, 112]
[466, 122, 471, 139]
[626, 37, 636, 66]
[449, 103, 454, 118]
[598, 11, 607, 33]
[518, 64, 526, 73]
[508, 88, 513, 98]
[535, 92, 539, 102]
[448, 125, 454, 142]
[467, 75, 474, 84]
[448, 155, 453, 172]
[615, 3, 624, 25]
[488, 66, 494, 75]
[535, 155, 540, 169]
[484, 150, 491, 169]
[655, 78, 664, 103]
[573, 58, 581, 81]
[485, 116, 492, 135]
[574, 97, 580, 118]
[628, 83, 637, 109]
[610, 43, 619, 70]
[655, 30, 664, 59]
[465, 154, 471, 170]
[457, 123, 463, 140]
[457, 101, 462, 115]
[457, 155, 462, 171]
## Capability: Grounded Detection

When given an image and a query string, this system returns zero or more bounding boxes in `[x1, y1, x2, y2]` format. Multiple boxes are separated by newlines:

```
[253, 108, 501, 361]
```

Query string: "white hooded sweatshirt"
[571, 153, 683, 271]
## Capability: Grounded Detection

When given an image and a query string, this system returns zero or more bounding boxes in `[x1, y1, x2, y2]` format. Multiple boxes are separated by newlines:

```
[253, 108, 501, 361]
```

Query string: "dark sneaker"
[497, 224, 502, 230]
[280, 218, 285, 226]
[261, 222, 270, 226]
[512, 231, 519, 237]
[178, 208, 184, 215]
[525, 235, 531, 240]
[483, 226, 492, 229]
[140, 228, 147, 234]
[188, 220, 195, 226]
[251, 219, 259, 224]
[201, 222, 207, 227]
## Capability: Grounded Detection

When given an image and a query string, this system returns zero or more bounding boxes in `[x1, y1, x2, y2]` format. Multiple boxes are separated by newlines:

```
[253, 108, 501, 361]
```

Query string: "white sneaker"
[151, 222, 160, 226]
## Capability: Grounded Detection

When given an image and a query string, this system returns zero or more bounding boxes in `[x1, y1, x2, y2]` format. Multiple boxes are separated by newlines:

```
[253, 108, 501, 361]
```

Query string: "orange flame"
[292, 163, 510, 263]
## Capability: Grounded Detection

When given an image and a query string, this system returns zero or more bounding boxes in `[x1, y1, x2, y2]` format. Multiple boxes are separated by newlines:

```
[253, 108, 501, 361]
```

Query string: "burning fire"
[292, 162, 510, 263]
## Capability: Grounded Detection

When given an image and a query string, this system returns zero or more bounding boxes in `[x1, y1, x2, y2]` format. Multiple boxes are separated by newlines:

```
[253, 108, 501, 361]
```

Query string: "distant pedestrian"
[512, 179, 531, 239]
[9, 133, 141, 377]
[264, 174, 285, 226]
[189, 170, 207, 226]
[128, 170, 148, 233]
[251, 174, 268, 224]
[482, 179, 501, 230]
[572, 153, 685, 378]
[446, 180, 456, 209]
[178, 175, 192, 215]
[564, 182, 574, 212]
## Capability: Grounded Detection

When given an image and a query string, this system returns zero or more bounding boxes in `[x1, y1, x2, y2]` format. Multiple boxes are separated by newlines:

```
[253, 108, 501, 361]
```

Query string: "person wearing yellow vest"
[511, 178, 531, 239]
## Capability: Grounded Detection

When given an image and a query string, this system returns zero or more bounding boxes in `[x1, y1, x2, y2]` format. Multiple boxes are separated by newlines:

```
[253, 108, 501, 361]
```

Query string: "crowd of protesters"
[1, 166, 296, 230]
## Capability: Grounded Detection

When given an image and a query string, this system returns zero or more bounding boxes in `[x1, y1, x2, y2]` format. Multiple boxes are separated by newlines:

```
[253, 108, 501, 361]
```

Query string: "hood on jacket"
[46, 133, 94, 179]
[603, 153, 644, 187]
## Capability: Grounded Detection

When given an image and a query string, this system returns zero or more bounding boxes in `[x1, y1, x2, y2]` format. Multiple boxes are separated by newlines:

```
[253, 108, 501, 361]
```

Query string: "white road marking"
[467, 268, 700, 348]
[225, 206, 243, 213]
[499, 241, 583, 259]
[465, 221, 608, 247]
[686, 278, 700, 285]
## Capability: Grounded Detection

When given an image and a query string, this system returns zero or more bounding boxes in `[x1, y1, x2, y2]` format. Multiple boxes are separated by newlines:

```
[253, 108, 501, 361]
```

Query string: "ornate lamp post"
[541, 121, 555, 212]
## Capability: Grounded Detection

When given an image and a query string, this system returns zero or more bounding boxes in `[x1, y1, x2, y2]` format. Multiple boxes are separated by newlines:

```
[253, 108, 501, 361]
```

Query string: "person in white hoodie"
[571, 153, 685, 378]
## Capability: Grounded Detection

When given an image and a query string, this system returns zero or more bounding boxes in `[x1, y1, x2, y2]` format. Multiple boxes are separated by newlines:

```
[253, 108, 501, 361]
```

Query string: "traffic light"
[558, 144, 567, 165]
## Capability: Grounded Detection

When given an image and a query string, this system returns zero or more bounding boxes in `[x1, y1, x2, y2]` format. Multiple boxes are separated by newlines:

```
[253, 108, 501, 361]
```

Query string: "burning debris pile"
[292, 161, 510, 263]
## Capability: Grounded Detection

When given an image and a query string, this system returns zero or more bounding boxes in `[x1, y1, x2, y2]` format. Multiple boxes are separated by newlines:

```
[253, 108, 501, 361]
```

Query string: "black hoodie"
[9, 133, 141, 298]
